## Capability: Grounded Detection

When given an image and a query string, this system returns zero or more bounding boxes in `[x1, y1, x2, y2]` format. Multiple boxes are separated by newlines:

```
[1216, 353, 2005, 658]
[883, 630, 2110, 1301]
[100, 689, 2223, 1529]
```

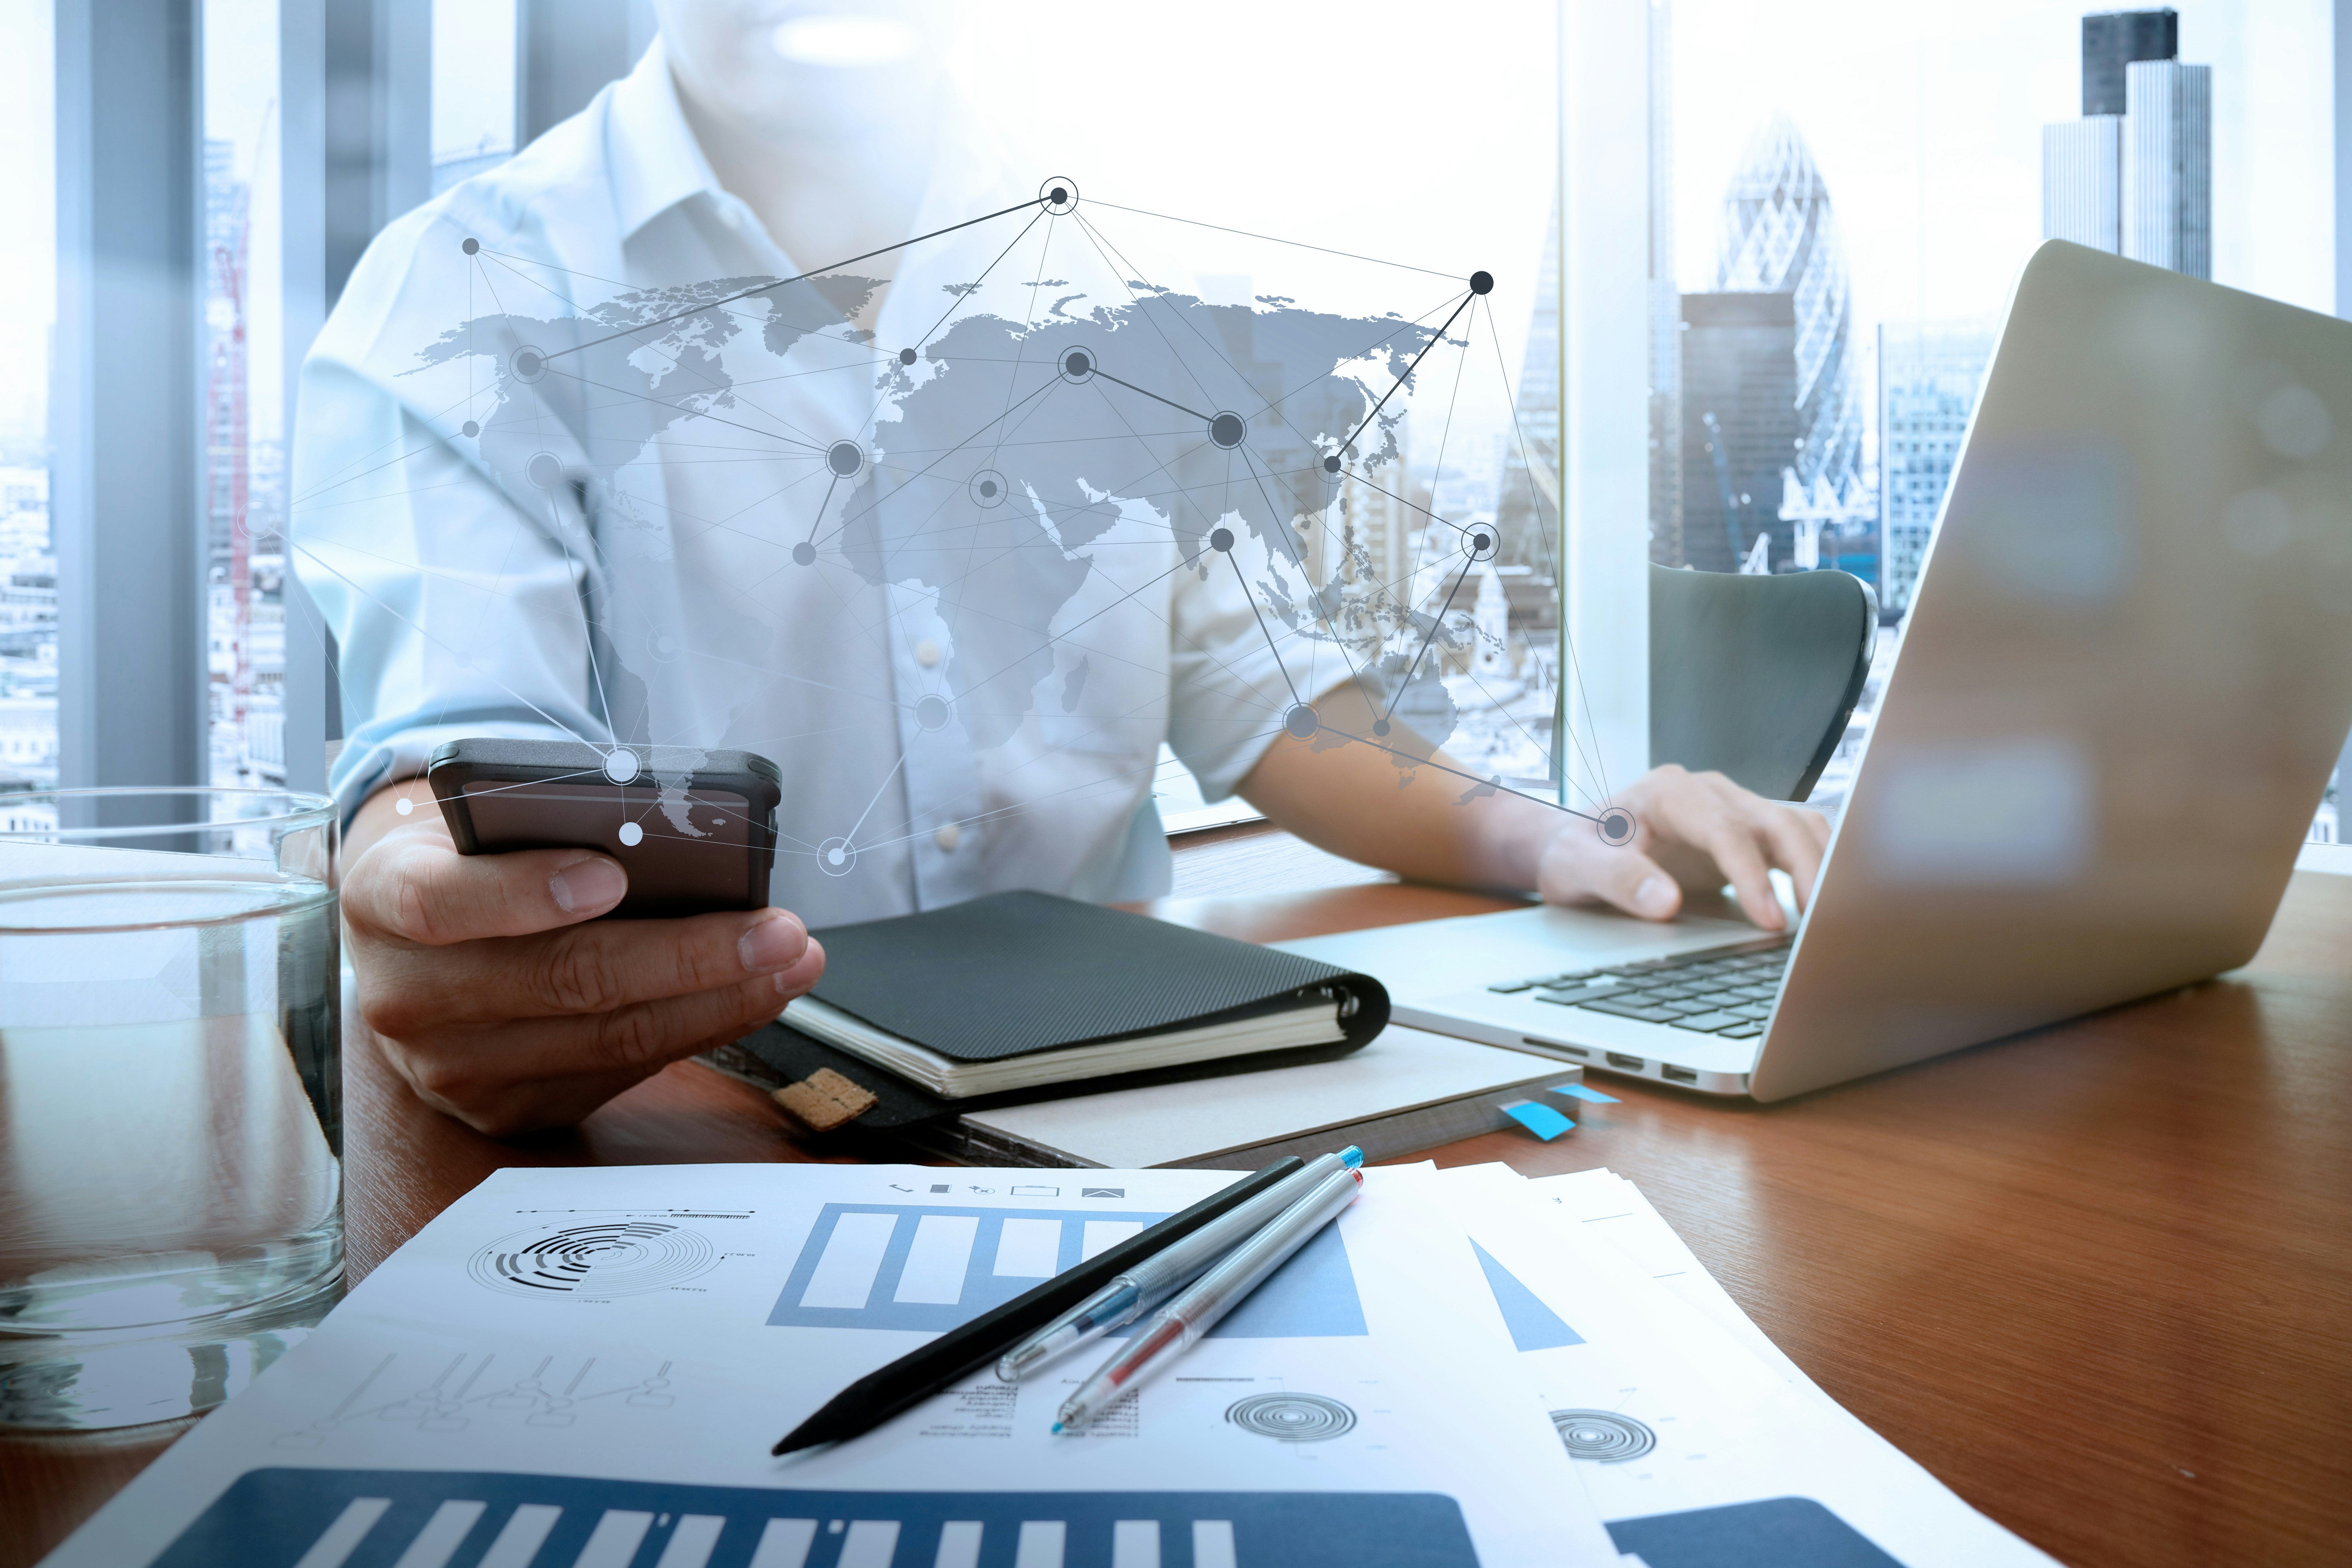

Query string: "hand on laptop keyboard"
[1487, 938, 1793, 1039]
[1530, 765, 1829, 931]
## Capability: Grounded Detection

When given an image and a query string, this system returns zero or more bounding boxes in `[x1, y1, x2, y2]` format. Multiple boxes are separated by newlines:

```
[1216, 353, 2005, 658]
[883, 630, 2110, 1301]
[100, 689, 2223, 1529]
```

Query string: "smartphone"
[426, 738, 782, 919]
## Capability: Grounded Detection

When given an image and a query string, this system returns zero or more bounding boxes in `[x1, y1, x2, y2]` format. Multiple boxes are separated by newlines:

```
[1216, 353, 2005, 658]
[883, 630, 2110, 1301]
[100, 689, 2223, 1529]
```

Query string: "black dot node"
[511, 347, 546, 382]
[827, 440, 864, 477]
[1062, 348, 1093, 380]
[461, 238, 479, 255]
[970, 469, 1009, 508]
[1470, 270, 1494, 295]
[1283, 704, 1319, 741]
[1209, 527, 1235, 553]
[461, 420, 480, 438]
[1597, 807, 1637, 847]
[1324, 455, 1341, 474]
[1052, 187, 1068, 203]
[1373, 719, 1392, 737]
[980, 480, 998, 497]
[900, 347, 918, 366]
[1209, 412, 1247, 448]
[791, 542, 817, 566]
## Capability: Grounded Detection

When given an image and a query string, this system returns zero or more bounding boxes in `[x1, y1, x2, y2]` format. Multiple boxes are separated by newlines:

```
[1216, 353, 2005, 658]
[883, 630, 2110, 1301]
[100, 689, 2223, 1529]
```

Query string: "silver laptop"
[1279, 241, 2352, 1102]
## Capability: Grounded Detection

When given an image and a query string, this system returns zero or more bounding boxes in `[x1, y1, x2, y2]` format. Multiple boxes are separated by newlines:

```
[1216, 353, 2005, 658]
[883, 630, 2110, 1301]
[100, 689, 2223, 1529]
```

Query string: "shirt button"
[914, 639, 942, 667]
[934, 824, 962, 852]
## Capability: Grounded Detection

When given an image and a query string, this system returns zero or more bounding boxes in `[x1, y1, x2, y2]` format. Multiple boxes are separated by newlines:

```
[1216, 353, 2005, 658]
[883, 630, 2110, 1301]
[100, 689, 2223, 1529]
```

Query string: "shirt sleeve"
[1161, 537, 1320, 802]
[290, 212, 606, 826]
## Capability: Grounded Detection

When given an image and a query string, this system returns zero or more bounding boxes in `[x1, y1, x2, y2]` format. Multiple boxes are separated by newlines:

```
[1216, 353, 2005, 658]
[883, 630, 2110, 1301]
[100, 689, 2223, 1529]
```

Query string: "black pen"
[771, 1156, 1307, 1454]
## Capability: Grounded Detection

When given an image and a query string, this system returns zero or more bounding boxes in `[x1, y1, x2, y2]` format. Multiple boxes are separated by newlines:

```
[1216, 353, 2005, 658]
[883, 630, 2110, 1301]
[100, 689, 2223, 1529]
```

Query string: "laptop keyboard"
[1485, 936, 1794, 1041]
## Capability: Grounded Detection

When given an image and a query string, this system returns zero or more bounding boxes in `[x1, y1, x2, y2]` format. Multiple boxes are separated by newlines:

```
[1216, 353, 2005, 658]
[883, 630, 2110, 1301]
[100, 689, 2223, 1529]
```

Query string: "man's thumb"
[1585, 846, 1682, 922]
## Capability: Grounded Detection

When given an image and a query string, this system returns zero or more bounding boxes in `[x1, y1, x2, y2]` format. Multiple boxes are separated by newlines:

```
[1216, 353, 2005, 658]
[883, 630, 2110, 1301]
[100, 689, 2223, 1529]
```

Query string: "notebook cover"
[800, 890, 1388, 1062]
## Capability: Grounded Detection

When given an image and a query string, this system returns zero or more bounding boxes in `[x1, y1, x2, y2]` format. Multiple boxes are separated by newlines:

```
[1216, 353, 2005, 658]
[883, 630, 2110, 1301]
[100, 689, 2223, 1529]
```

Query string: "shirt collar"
[606, 34, 724, 243]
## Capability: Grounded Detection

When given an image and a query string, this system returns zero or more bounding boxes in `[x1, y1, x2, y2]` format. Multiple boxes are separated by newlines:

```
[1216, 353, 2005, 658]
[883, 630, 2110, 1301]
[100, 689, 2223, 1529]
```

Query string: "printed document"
[45, 1163, 1617, 1568]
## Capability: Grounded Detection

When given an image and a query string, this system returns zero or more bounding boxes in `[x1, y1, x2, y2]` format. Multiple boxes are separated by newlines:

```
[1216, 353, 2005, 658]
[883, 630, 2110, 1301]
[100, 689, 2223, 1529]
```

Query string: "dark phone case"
[425, 738, 782, 919]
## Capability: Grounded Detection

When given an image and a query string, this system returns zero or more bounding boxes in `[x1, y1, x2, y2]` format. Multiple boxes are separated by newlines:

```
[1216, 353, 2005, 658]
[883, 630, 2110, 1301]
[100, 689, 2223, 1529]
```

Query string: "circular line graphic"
[1225, 1392, 1357, 1442]
[1550, 1408, 1655, 1462]
[469, 1222, 718, 1299]
[1595, 807, 1637, 847]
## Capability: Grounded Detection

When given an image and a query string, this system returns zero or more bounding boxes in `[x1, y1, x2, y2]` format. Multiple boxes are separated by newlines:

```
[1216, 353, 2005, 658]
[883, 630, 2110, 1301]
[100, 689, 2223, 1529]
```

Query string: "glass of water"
[0, 788, 341, 1430]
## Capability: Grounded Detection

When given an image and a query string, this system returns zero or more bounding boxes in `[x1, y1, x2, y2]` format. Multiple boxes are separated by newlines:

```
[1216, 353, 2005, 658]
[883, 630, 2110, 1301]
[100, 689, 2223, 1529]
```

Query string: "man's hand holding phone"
[342, 787, 824, 1135]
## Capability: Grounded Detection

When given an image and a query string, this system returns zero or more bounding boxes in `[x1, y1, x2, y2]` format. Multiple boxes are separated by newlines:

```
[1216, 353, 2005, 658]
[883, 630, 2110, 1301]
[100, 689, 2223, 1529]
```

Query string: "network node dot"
[511, 347, 546, 382]
[602, 748, 640, 784]
[1470, 270, 1494, 295]
[461, 419, 480, 438]
[915, 695, 952, 731]
[461, 238, 479, 256]
[827, 440, 865, 477]
[980, 480, 998, 498]
[1474, 532, 1492, 551]
[818, 837, 857, 876]
[1051, 187, 1068, 204]
[1283, 703, 1320, 740]
[1061, 348, 1094, 381]
[1209, 412, 1247, 449]
[900, 347, 918, 366]
[1596, 806, 1637, 847]
[1038, 177, 1080, 214]
[526, 452, 564, 490]
[395, 796, 413, 815]
[969, 468, 1009, 508]
[791, 542, 817, 566]
[618, 822, 644, 848]
[1373, 719, 1392, 737]
[1324, 454, 1341, 474]
[1210, 527, 1235, 553]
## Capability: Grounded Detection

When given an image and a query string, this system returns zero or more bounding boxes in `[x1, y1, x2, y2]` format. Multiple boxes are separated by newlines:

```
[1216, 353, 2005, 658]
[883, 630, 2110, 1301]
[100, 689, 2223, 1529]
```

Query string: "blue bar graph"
[766, 1206, 1365, 1338]
[147, 1467, 1479, 1568]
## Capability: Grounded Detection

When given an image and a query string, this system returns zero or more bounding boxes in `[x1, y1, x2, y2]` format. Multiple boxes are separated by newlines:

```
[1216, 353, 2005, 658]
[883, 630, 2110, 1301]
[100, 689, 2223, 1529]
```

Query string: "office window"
[431, 0, 515, 194]
[1657, 0, 2334, 819]
[0, 0, 53, 809]
[203, 0, 287, 788]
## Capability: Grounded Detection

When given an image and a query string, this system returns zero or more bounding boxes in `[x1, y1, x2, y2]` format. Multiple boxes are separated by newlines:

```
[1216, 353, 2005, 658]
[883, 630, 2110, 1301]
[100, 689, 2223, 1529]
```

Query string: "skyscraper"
[1877, 320, 1995, 617]
[1679, 292, 1798, 575]
[2040, 10, 2210, 278]
[1713, 115, 1863, 507]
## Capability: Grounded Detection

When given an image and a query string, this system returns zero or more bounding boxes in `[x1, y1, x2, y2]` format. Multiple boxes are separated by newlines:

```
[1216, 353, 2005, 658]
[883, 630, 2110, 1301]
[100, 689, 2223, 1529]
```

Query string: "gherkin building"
[1713, 114, 1863, 497]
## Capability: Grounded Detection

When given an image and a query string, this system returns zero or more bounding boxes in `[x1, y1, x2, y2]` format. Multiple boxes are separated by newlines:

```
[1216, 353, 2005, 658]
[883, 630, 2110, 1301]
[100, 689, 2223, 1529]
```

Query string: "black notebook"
[734, 891, 1389, 1120]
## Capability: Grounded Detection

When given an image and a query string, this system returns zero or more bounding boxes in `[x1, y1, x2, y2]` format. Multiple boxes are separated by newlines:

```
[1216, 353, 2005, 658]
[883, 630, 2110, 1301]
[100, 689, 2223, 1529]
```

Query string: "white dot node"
[618, 822, 644, 847]
[395, 797, 413, 815]
[603, 748, 641, 784]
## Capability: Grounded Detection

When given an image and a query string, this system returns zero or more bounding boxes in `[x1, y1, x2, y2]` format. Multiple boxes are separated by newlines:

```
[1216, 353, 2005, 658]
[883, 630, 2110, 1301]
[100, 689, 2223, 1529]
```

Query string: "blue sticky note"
[1551, 1083, 1619, 1105]
[1500, 1100, 1575, 1140]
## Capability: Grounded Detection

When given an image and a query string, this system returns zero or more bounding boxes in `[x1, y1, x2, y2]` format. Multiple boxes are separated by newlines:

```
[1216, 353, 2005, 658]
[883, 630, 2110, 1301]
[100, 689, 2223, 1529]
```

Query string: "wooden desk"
[7, 871, 2350, 1568]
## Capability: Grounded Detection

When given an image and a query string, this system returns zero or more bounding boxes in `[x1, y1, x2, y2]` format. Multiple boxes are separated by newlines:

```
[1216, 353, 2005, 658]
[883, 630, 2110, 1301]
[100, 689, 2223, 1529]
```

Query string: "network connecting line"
[297, 179, 1632, 887]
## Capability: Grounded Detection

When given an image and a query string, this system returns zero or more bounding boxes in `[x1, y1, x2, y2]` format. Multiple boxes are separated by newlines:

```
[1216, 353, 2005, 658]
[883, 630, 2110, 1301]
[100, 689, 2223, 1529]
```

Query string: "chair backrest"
[1648, 565, 1878, 802]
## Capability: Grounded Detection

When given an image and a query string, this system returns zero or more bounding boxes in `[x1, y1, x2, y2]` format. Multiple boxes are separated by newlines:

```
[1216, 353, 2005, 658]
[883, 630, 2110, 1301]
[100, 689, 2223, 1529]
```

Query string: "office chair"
[1648, 564, 1878, 802]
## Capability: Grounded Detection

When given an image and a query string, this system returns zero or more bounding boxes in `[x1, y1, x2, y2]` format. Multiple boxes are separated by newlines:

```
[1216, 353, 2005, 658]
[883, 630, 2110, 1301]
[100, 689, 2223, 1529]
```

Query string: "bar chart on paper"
[149, 1468, 1481, 1568]
[766, 1205, 1367, 1337]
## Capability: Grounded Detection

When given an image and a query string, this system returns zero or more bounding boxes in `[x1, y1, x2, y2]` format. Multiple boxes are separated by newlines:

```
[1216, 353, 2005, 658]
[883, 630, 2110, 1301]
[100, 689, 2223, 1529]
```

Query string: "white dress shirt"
[293, 40, 1300, 926]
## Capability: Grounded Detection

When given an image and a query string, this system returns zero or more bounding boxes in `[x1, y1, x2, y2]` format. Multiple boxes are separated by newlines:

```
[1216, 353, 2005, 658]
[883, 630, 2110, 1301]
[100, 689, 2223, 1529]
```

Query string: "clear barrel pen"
[1053, 1165, 1363, 1433]
[997, 1147, 1363, 1384]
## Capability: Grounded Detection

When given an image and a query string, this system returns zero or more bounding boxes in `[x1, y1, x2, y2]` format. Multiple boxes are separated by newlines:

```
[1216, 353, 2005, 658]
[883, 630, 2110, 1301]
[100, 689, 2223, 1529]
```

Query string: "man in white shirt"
[305, 4, 1828, 1133]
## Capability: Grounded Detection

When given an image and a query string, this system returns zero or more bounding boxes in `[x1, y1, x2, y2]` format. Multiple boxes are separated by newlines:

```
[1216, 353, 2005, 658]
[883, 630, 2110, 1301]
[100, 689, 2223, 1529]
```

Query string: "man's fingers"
[345, 828, 628, 945]
[1758, 806, 1829, 911]
[1698, 816, 1785, 931]
[362, 910, 819, 1032]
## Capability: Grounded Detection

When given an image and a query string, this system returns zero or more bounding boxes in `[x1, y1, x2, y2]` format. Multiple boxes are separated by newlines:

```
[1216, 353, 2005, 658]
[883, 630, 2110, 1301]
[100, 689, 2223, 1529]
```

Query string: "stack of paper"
[45, 1163, 2058, 1568]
